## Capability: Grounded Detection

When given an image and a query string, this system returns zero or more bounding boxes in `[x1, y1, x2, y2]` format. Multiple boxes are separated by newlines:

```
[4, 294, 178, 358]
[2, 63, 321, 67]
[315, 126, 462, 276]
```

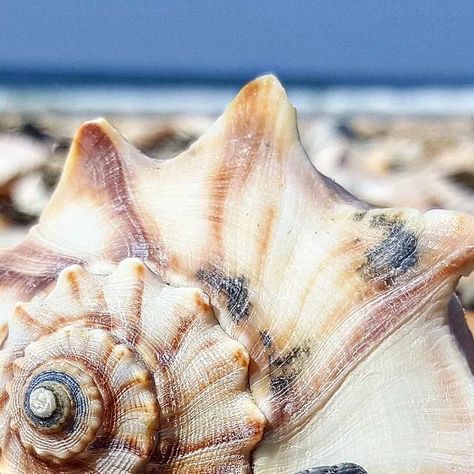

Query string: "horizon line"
[1, 68, 474, 89]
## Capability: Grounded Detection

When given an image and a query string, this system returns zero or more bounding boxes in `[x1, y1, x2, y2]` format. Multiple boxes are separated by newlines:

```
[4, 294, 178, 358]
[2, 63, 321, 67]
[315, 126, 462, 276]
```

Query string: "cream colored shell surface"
[0, 76, 473, 473]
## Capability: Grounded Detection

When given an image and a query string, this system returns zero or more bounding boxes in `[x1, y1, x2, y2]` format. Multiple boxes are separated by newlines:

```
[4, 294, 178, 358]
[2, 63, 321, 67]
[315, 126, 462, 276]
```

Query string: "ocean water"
[2, 84, 474, 116]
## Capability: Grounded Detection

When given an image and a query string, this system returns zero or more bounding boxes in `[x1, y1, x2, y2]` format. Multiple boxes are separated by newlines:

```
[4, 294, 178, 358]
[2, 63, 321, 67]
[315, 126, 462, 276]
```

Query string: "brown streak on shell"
[89, 436, 149, 460]
[0, 241, 83, 299]
[193, 291, 212, 315]
[66, 122, 170, 273]
[0, 391, 7, 411]
[65, 266, 82, 301]
[160, 422, 262, 458]
[13, 304, 43, 331]
[257, 207, 277, 274]
[233, 346, 250, 368]
[167, 315, 195, 357]
[208, 78, 288, 255]
[75, 123, 158, 262]
[0, 324, 8, 350]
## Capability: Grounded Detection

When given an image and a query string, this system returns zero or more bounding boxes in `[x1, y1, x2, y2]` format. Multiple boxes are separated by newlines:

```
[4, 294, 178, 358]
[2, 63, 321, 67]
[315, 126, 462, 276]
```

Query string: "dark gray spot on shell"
[362, 216, 418, 285]
[196, 267, 251, 322]
[270, 375, 294, 395]
[270, 346, 310, 368]
[260, 330, 273, 348]
[296, 463, 368, 474]
[268, 343, 311, 396]
[369, 214, 393, 228]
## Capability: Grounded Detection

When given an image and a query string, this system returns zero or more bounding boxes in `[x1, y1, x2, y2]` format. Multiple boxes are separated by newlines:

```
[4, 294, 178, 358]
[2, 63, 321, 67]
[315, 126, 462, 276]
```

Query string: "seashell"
[0, 75, 474, 472]
[0, 133, 48, 188]
[0, 134, 49, 233]
[0, 259, 264, 472]
[304, 125, 474, 213]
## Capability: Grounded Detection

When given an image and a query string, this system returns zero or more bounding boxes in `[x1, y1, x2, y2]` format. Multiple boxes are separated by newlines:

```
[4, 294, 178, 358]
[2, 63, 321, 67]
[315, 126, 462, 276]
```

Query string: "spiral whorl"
[7, 326, 158, 469]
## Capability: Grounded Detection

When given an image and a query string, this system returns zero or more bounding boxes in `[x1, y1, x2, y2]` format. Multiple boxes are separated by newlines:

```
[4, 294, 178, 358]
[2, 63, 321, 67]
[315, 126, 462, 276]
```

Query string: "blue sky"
[1, 1, 473, 84]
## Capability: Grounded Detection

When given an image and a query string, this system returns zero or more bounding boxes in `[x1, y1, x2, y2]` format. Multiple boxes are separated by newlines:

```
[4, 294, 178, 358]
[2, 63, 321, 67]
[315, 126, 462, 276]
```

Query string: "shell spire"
[0, 75, 474, 472]
[0, 259, 264, 472]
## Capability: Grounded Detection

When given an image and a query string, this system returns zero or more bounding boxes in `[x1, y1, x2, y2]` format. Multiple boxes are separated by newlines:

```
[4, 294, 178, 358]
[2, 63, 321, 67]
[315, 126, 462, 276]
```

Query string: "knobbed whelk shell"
[0, 75, 473, 473]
